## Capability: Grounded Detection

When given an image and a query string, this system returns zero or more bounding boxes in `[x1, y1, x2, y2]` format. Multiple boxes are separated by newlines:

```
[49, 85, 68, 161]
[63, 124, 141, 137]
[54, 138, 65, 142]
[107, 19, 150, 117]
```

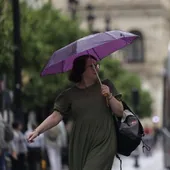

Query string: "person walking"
[11, 121, 27, 170]
[44, 120, 67, 170]
[27, 55, 123, 170]
[0, 114, 6, 170]
[25, 124, 44, 170]
[0, 113, 13, 170]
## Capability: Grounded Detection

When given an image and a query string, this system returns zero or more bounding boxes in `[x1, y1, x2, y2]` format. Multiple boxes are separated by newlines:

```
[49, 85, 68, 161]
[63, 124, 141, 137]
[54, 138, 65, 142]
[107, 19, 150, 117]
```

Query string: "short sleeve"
[53, 90, 72, 116]
[102, 79, 122, 101]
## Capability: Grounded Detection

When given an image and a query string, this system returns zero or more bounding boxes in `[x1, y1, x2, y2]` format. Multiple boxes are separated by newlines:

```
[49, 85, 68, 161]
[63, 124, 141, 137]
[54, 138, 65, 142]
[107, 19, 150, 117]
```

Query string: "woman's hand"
[27, 130, 39, 143]
[27, 111, 63, 143]
[101, 84, 111, 97]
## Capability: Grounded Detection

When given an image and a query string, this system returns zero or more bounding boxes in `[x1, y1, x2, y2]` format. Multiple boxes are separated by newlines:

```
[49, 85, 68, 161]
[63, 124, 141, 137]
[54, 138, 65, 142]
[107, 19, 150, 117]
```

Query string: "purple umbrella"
[41, 30, 138, 76]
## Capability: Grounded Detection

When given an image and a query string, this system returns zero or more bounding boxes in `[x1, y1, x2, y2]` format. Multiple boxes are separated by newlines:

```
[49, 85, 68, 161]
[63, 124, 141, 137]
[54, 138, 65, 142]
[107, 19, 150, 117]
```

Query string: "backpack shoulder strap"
[102, 79, 122, 100]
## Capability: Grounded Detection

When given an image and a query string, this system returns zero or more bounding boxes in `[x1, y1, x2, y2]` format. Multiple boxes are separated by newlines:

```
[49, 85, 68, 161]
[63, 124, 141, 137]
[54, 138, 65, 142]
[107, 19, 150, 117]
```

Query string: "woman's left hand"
[101, 84, 111, 96]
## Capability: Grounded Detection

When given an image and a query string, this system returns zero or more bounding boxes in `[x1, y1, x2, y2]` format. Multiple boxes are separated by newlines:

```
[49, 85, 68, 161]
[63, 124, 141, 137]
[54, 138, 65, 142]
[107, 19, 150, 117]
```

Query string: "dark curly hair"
[68, 55, 97, 83]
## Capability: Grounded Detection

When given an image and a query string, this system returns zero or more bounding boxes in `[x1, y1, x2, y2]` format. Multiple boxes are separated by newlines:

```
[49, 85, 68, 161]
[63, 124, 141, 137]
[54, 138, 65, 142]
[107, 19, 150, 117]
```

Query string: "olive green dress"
[53, 79, 120, 170]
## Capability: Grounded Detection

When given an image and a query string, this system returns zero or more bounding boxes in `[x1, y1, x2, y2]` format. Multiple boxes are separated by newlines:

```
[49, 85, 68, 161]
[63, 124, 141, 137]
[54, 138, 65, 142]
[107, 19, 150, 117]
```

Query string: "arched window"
[125, 30, 144, 63]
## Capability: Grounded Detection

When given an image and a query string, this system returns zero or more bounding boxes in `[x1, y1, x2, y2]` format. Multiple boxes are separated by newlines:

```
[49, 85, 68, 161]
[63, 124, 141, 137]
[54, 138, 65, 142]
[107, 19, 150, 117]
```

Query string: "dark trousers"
[0, 151, 6, 170]
[11, 153, 26, 170]
[27, 147, 41, 170]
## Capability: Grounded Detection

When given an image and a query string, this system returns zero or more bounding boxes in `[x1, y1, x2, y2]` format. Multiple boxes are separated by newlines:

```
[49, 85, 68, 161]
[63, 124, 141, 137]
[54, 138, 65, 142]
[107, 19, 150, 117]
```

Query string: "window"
[125, 30, 144, 63]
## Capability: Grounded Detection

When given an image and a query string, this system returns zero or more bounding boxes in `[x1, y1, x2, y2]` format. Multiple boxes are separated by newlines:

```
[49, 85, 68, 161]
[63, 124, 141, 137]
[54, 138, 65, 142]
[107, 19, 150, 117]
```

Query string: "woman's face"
[82, 57, 100, 81]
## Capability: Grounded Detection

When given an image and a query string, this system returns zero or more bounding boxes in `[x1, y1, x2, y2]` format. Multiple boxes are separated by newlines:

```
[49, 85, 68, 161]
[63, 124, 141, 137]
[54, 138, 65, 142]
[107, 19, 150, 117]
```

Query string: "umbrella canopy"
[41, 30, 138, 76]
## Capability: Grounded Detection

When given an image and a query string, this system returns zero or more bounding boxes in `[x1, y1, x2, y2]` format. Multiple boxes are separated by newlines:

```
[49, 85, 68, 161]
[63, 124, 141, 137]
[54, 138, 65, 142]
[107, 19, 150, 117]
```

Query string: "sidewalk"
[112, 145, 164, 170]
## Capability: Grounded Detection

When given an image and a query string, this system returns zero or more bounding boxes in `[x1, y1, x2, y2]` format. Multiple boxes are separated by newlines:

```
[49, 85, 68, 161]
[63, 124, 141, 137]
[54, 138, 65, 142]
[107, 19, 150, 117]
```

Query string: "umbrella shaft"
[92, 64, 102, 86]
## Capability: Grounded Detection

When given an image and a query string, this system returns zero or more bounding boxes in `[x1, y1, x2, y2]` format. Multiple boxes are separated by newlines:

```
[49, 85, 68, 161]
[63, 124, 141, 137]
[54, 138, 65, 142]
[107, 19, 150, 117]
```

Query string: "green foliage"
[0, 1, 13, 74]
[138, 90, 152, 118]
[0, 2, 152, 117]
[20, 3, 87, 111]
[21, 3, 86, 71]
[100, 58, 152, 118]
[0, 2, 87, 111]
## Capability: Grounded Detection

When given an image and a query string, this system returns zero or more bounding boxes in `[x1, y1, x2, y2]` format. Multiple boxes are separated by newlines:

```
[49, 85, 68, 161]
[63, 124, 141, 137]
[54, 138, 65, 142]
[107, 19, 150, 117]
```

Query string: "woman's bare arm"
[109, 97, 123, 117]
[101, 84, 123, 117]
[35, 111, 63, 135]
[27, 111, 63, 142]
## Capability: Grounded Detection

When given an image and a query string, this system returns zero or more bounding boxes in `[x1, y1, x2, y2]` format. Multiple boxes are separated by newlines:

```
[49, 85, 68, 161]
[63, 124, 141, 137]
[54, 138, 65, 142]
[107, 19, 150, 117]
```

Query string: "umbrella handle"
[92, 64, 109, 107]
[104, 93, 109, 107]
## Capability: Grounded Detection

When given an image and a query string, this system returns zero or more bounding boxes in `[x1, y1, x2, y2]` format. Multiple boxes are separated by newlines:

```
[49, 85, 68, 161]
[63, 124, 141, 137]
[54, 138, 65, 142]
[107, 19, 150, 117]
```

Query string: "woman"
[27, 55, 123, 170]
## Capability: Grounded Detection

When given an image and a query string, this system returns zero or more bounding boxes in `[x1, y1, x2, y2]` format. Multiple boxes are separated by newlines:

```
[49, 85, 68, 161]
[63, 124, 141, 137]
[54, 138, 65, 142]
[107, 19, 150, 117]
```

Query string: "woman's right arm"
[27, 111, 63, 142]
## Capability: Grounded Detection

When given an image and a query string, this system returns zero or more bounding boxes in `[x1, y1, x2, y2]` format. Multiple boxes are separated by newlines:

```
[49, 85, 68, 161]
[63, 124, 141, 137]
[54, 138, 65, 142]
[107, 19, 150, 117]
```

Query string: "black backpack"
[103, 80, 150, 169]
[113, 101, 144, 156]
[113, 102, 151, 170]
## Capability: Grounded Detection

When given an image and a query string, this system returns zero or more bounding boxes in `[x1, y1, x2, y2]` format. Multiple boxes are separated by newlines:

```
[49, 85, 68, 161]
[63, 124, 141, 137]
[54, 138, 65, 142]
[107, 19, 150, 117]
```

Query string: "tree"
[100, 58, 152, 118]
[0, 2, 152, 118]
[0, 2, 88, 112]
[0, 1, 13, 75]
[20, 3, 89, 111]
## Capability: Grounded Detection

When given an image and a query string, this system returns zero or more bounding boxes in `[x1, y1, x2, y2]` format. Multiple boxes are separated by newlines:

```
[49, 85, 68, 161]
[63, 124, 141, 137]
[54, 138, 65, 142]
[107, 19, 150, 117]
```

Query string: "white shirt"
[11, 130, 27, 154]
[25, 129, 44, 149]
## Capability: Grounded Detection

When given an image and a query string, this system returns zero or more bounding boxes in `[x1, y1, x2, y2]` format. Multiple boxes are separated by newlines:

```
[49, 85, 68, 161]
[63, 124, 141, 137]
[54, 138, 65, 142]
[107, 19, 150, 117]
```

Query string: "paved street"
[112, 144, 164, 170]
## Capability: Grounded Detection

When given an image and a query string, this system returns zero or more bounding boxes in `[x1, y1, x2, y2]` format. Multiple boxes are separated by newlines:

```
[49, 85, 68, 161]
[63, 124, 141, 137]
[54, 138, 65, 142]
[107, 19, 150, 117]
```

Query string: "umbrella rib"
[104, 32, 115, 39]
[92, 48, 101, 60]
[105, 32, 128, 45]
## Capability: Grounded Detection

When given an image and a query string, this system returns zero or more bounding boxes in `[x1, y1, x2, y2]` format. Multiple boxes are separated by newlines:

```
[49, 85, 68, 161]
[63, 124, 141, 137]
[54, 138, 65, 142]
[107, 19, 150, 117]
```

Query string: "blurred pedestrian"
[10, 121, 27, 170]
[25, 124, 44, 170]
[143, 125, 153, 156]
[0, 114, 6, 170]
[144, 125, 152, 135]
[152, 126, 160, 147]
[0, 113, 13, 170]
[27, 55, 123, 170]
[44, 120, 67, 170]
[131, 147, 140, 168]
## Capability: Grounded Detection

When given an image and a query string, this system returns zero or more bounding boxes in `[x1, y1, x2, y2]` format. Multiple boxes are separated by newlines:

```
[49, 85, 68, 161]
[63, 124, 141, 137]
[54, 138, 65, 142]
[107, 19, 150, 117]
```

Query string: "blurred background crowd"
[0, 115, 71, 170]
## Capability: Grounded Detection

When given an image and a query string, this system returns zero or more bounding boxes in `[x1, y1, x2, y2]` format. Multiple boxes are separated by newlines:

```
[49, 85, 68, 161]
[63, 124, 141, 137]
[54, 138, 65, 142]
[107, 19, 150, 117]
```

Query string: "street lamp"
[68, 0, 79, 20]
[12, 0, 22, 122]
[86, 4, 95, 33]
[105, 14, 111, 31]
